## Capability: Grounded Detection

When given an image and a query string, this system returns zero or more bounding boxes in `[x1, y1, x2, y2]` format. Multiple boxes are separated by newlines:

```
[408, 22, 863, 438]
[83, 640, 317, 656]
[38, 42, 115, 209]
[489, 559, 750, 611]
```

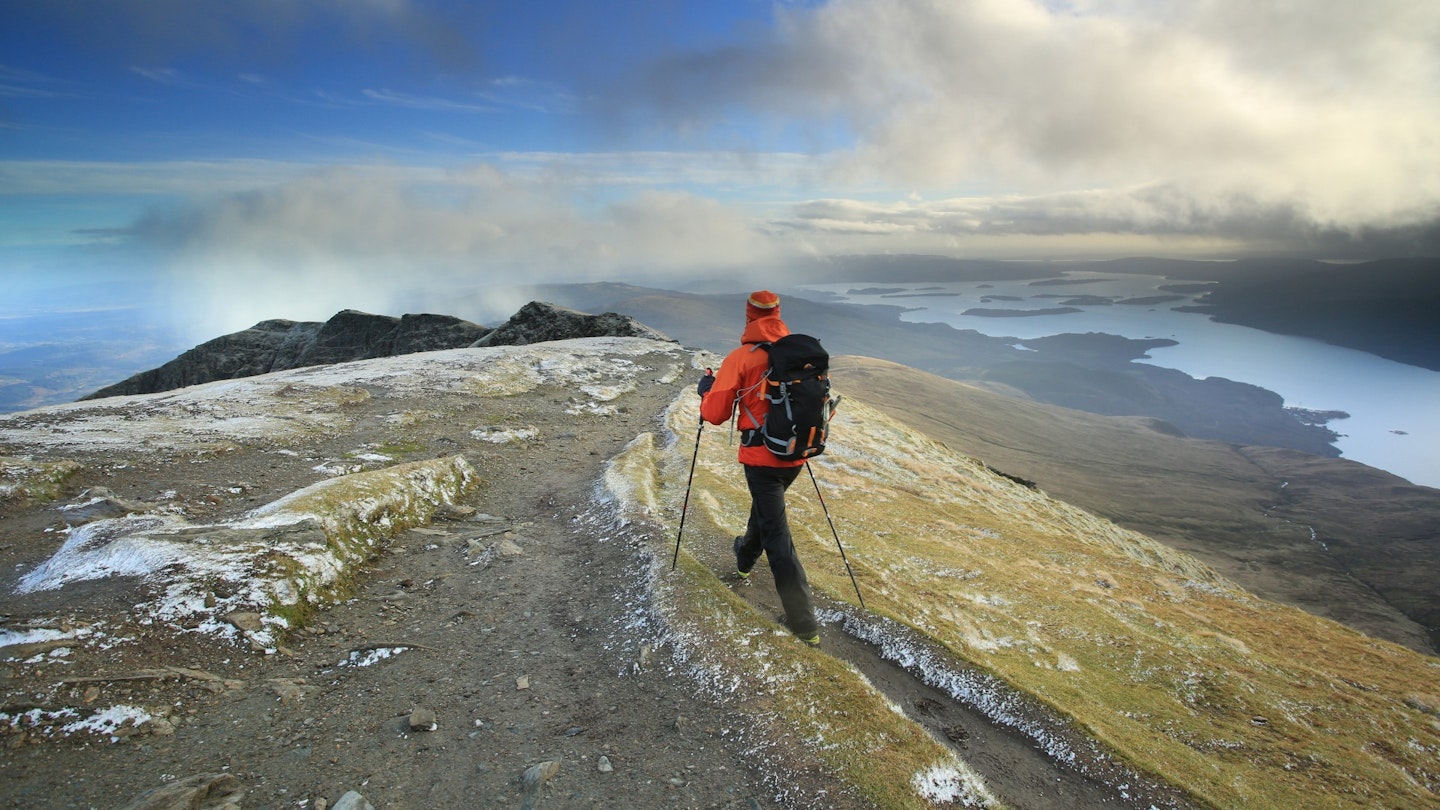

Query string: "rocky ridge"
[83, 302, 668, 401]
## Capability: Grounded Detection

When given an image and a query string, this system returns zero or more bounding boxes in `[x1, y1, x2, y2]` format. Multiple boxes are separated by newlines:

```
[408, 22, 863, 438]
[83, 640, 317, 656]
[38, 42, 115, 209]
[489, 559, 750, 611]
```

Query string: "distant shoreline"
[963, 306, 1083, 318]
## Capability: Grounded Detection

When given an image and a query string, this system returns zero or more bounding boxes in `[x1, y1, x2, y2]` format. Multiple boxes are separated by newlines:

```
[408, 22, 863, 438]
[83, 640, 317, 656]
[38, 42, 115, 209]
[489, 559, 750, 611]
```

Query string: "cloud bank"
[625, 0, 1440, 244]
[120, 162, 778, 335]
[10, 0, 1438, 340]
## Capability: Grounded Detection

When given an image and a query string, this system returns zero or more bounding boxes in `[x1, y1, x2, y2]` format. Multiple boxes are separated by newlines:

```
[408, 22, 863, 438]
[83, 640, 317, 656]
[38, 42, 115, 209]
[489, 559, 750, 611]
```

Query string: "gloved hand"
[696, 369, 715, 396]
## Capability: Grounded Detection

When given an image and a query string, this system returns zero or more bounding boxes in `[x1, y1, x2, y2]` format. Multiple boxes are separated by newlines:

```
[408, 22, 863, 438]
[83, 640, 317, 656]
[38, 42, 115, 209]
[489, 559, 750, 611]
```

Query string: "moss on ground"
[0, 457, 83, 504]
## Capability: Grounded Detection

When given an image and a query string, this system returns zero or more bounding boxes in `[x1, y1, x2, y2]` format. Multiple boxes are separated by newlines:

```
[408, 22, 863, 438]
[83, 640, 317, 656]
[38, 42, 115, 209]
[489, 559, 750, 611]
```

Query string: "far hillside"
[832, 356, 1440, 655]
[1162, 257, 1440, 372]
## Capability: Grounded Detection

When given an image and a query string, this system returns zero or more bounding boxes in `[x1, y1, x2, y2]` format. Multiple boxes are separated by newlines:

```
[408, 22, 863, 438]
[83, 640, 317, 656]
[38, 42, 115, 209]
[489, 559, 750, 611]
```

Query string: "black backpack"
[741, 334, 835, 461]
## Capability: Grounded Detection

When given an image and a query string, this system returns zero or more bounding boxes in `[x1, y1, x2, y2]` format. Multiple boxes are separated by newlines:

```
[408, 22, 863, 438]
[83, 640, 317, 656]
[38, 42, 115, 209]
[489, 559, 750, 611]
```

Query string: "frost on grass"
[12, 456, 477, 651]
[601, 432, 661, 516]
[0, 457, 82, 503]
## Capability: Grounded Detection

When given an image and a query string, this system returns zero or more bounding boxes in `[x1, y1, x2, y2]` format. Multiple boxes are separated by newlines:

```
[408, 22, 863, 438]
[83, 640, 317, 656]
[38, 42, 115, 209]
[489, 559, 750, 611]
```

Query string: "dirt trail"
[2, 355, 789, 809]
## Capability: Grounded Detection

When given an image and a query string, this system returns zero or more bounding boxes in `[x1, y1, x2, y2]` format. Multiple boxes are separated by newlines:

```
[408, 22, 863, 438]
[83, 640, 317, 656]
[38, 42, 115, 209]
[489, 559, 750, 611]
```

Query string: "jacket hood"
[741, 315, 790, 345]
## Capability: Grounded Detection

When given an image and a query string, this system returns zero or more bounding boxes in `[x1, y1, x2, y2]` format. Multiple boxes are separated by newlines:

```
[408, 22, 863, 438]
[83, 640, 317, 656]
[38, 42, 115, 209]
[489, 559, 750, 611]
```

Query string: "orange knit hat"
[745, 290, 780, 321]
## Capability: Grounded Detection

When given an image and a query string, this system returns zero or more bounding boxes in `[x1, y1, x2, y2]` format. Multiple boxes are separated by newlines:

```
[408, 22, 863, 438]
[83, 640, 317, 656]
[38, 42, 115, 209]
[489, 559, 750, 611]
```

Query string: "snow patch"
[0, 338, 682, 455]
[0, 704, 152, 743]
[62, 705, 152, 738]
[0, 626, 83, 650]
[11, 457, 475, 652]
[15, 515, 193, 594]
[911, 763, 997, 807]
[331, 646, 410, 669]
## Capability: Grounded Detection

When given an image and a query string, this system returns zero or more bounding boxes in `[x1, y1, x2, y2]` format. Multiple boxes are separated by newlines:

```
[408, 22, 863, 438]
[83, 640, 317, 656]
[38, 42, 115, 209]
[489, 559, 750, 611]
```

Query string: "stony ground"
[0, 344, 1178, 810]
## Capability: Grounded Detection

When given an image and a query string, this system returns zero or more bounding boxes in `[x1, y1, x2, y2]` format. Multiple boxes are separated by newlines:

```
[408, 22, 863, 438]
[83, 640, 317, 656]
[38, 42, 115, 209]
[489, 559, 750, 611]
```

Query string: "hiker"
[698, 290, 820, 646]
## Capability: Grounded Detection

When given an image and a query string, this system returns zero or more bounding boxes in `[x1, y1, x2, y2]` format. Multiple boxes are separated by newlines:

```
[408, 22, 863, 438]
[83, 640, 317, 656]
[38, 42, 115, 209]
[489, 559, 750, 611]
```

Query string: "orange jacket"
[700, 313, 805, 468]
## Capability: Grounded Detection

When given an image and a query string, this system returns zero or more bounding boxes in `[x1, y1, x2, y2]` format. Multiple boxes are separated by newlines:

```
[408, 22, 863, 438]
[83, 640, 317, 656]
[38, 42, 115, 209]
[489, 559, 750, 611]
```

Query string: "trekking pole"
[805, 461, 865, 608]
[671, 416, 705, 570]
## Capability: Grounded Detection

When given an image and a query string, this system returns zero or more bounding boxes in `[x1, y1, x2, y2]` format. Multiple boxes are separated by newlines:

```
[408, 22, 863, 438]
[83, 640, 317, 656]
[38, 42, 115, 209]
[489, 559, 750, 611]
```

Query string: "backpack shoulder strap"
[736, 342, 773, 432]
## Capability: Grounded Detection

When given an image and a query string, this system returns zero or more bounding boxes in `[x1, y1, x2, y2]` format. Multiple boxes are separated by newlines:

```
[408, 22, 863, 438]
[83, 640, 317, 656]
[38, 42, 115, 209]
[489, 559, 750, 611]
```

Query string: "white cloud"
[131, 164, 771, 271]
[116, 162, 779, 335]
[9, 0, 1439, 296]
[633, 0, 1440, 242]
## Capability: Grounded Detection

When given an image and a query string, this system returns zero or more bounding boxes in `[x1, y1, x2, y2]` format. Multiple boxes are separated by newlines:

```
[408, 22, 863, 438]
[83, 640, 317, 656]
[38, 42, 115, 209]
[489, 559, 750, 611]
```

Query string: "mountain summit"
[81, 302, 669, 401]
[2, 329, 1437, 809]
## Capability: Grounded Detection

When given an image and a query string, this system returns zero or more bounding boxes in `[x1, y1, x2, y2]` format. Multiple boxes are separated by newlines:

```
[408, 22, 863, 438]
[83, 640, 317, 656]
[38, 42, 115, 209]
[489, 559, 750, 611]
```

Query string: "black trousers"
[736, 463, 817, 637]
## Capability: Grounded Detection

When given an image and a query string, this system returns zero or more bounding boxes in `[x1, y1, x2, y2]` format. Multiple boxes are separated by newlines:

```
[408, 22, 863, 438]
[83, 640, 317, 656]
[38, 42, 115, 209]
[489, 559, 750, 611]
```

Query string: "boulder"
[116, 772, 243, 810]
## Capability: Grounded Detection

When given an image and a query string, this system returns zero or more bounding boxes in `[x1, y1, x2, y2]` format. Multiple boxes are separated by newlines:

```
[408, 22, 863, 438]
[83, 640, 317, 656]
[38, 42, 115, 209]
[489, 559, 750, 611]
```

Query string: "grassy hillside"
[830, 356, 1440, 655]
[613, 376, 1440, 810]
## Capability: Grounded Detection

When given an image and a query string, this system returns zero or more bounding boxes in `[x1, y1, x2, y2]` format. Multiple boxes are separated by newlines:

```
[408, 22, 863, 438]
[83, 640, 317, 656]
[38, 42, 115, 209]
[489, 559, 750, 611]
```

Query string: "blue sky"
[3, 0, 1438, 338]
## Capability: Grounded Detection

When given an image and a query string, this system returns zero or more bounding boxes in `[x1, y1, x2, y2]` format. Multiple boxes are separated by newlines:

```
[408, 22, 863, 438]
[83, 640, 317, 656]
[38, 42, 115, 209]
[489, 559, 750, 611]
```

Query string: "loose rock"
[435, 503, 476, 520]
[116, 772, 243, 810]
[408, 707, 438, 731]
[522, 760, 560, 790]
[269, 678, 308, 704]
[224, 612, 264, 633]
[331, 791, 374, 810]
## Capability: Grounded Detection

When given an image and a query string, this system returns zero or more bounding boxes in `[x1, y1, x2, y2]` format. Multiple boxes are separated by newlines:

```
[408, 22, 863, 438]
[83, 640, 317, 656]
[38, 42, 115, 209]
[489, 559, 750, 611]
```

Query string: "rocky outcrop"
[82, 318, 324, 399]
[82, 303, 669, 400]
[82, 310, 485, 400]
[472, 301, 671, 347]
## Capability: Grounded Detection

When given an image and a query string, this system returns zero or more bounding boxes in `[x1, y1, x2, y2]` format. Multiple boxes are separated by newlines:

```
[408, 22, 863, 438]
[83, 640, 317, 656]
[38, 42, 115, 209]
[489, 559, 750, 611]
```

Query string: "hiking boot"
[777, 613, 820, 647]
[733, 569, 750, 583]
[732, 536, 752, 578]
